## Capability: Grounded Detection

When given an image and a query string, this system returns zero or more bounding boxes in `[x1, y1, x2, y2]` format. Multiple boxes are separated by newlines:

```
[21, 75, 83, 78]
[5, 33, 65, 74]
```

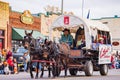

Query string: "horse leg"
[40, 65, 44, 78]
[48, 63, 51, 77]
[35, 62, 39, 79]
[64, 64, 67, 77]
[61, 59, 67, 77]
[30, 62, 34, 78]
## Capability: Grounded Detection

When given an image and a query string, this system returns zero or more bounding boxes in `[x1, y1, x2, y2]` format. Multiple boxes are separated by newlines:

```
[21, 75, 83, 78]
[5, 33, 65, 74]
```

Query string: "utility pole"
[82, 0, 84, 18]
[61, 0, 63, 14]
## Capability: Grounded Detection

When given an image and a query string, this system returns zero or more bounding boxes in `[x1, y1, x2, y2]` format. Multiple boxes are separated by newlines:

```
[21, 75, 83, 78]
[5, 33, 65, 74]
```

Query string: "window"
[103, 22, 108, 24]
[0, 30, 4, 36]
[97, 30, 111, 44]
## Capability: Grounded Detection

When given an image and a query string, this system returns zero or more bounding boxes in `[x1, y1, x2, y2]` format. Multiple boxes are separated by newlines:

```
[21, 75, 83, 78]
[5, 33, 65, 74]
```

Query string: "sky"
[1, 0, 120, 19]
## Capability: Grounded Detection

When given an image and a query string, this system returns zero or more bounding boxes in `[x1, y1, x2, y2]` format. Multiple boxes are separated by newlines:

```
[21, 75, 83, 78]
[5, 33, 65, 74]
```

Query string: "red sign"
[100, 47, 110, 58]
[112, 41, 119, 46]
[64, 16, 69, 25]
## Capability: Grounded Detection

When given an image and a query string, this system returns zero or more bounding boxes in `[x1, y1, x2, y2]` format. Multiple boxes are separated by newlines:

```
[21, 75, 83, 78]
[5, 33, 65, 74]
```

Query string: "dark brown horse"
[24, 30, 42, 78]
[23, 30, 58, 78]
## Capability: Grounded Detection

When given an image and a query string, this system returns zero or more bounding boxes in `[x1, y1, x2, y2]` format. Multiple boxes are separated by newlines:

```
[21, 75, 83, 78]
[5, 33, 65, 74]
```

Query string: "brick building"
[9, 9, 44, 51]
[0, 1, 9, 50]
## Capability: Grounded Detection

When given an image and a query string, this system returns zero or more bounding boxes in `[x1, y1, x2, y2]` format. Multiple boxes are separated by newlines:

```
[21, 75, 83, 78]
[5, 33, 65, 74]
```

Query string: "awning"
[12, 28, 45, 40]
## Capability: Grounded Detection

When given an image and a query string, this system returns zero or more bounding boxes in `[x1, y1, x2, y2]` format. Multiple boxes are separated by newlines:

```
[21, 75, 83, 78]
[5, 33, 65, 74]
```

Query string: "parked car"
[13, 47, 37, 71]
[116, 60, 120, 69]
[13, 47, 27, 71]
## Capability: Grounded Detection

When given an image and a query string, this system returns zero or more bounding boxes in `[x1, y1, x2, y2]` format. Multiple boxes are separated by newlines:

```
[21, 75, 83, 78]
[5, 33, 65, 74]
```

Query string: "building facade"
[9, 9, 42, 51]
[0, 1, 9, 50]
[40, 13, 61, 40]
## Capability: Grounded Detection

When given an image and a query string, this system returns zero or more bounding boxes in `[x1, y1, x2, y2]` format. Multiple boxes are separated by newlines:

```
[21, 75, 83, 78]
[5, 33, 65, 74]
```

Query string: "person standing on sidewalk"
[23, 51, 30, 72]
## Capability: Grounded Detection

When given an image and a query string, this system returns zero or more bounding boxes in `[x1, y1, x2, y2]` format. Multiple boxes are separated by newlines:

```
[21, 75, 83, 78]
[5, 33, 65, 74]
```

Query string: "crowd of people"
[0, 48, 18, 75]
[0, 47, 31, 75]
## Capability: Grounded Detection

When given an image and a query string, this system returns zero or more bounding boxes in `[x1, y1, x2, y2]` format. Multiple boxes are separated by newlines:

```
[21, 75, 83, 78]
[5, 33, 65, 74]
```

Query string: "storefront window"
[0, 39, 3, 50]
[12, 40, 23, 52]
[0, 30, 4, 50]
[0, 30, 4, 36]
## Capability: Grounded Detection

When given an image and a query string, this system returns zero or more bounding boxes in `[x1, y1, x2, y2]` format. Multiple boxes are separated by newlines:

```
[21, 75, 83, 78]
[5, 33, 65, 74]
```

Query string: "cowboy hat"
[63, 28, 70, 32]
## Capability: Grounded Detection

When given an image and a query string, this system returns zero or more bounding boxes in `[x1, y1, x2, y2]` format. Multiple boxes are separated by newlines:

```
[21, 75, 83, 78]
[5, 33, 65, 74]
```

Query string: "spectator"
[13, 58, 18, 74]
[2, 49, 7, 58]
[6, 48, 12, 60]
[3, 61, 10, 75]
[110, 54, 116, 69]
[0, 54, 4, 74]
[23, 51, 30, 72]
[7, 56, 14, 73]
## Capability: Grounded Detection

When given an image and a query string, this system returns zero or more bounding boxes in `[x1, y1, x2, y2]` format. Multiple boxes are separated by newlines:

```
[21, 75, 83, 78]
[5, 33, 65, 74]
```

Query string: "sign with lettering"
[98, 44, 112, 64]
[64, 16, 69, 25]
[21, 10, 34, 24]
[112, 41, 119, 46]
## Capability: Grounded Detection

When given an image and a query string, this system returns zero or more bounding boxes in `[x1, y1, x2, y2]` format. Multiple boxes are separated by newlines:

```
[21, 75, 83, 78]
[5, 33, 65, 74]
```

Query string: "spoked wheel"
[99, 64, 108, 76]
[69, 68, 78, 76]
[84, 61, 93, 76]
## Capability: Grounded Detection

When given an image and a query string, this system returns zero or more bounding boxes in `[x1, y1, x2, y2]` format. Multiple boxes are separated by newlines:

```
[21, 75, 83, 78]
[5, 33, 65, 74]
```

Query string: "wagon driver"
[60, 28, 73, 47]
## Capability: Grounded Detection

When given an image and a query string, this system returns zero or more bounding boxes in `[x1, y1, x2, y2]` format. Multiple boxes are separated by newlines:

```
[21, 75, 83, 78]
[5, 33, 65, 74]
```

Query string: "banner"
[98, 44, 112, 64]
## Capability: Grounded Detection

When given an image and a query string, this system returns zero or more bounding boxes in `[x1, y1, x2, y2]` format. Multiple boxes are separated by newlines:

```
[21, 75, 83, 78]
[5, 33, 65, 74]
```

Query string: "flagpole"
[82, 0, 84, 18]
[61, 0, 63, 14]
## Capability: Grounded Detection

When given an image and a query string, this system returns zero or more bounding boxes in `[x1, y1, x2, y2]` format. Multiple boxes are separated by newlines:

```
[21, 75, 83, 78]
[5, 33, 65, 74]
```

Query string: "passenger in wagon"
[60, 28, 73, 47]
[76, 35, 86, 49]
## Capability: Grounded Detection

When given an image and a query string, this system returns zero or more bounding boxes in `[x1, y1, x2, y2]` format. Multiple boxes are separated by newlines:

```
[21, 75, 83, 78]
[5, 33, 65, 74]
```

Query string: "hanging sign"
[64, 16, 69, 25]
[21, 10, 34, 24]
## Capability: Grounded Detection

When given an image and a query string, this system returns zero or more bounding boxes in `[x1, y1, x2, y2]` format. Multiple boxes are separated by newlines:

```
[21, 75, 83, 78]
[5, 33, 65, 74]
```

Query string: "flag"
[87, 9, 90, 19]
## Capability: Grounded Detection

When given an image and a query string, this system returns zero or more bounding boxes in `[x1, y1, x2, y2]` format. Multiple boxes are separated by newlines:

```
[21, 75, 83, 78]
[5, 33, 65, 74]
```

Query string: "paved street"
[0, 69, 120, 80]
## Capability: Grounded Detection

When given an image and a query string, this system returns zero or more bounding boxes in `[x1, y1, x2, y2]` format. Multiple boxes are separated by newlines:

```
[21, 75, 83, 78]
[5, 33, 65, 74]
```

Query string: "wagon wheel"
[99, 64, 108, 76]
[69, 68, 78, 76]
[84, 61, 93, 76]
[52, 57, 62, 77]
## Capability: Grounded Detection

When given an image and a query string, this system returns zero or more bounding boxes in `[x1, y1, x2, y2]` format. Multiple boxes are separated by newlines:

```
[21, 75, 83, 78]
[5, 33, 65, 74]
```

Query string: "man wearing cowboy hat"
[60, 28, 73, 46]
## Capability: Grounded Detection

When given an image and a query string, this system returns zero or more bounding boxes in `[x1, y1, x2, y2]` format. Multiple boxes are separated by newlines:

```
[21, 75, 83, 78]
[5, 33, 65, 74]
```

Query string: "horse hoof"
[31, 76, 34, 79]
[40, 76, 43, 78]
[64, 76, 67, 78]
[35, 77, 38, 79]
[52, 76, 56, 78]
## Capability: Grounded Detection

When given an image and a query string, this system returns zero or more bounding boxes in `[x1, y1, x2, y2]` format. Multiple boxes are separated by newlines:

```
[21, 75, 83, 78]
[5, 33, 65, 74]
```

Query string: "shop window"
[103, 22, 108, 24]
[0, 30, 4, 36]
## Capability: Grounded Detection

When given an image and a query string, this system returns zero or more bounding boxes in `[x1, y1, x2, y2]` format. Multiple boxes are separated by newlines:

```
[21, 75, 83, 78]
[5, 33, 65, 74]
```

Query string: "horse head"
[23, 30, 37, 53]
[39, 43, 50, 59]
